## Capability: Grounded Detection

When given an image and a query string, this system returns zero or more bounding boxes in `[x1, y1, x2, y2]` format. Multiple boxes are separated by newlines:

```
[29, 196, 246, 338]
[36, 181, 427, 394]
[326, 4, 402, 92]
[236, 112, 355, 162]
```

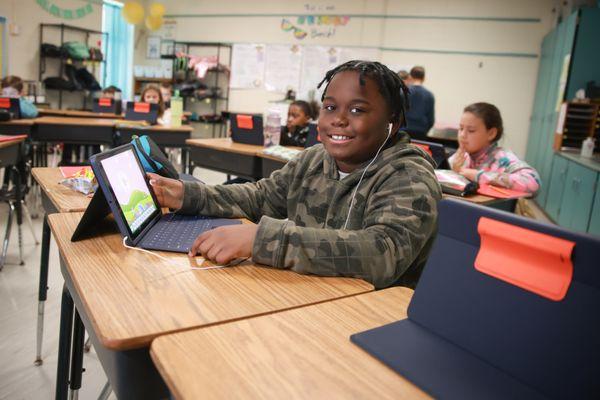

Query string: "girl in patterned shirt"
[449, 102, 540, 194]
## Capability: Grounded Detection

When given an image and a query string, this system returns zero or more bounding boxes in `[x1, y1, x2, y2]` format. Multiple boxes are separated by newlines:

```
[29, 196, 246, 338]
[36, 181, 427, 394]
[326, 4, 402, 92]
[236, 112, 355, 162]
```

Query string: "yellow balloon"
[145, 14, 163, 31]
[122, 2, 144, 25]
[149, 3, 166, 17]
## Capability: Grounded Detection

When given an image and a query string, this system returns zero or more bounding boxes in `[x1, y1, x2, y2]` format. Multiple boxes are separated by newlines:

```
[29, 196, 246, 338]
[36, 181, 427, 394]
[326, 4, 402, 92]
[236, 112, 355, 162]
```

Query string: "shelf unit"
[39, 23, 108, 109]
[168, 42, 232, 137]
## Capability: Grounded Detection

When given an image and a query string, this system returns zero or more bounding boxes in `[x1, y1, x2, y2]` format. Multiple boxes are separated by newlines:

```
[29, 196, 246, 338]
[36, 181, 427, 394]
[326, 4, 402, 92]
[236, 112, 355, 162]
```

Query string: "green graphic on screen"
[100, 149, 158, 233]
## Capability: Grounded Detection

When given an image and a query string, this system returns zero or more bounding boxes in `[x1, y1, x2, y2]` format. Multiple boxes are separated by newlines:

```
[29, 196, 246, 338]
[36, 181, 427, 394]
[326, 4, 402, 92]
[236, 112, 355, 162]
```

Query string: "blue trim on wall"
[164, 13, 541, 23]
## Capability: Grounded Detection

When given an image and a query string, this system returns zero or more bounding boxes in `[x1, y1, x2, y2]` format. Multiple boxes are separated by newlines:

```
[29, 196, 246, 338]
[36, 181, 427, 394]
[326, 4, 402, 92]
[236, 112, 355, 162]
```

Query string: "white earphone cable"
[342, 124, 393, 230]
[122, 237, 234, 271]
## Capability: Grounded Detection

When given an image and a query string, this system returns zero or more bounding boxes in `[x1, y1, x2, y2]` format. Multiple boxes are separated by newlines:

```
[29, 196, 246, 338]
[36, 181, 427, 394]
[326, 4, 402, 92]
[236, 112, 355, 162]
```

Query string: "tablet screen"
[100, 148, 158, 235]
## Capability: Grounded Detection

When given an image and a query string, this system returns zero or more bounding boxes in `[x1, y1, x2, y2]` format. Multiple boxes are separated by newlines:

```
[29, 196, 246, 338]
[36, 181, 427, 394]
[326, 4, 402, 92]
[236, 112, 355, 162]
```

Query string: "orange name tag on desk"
[99, 98, 112, 107]
[0, 98, 10, 108]
[475, 217, 574, 301]
[236, 115, 254, 130]
[134, 102, 150, 113]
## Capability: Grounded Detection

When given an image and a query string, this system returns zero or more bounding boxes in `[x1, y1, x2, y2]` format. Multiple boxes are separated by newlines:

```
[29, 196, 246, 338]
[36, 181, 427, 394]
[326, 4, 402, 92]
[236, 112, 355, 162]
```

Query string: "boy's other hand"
[189, 224, 258, 265]
[147, 173, 184, 210]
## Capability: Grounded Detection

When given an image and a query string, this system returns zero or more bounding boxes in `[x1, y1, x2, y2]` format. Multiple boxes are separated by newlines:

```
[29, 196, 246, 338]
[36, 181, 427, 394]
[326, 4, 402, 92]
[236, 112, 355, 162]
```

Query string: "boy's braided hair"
[317, 60, 410, 126]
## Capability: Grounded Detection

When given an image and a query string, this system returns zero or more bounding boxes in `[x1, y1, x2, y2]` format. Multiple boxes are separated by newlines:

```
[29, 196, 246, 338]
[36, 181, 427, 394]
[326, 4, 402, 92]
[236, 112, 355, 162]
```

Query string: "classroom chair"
[0, 163, 38, 269]
[352, 198, 599, 399]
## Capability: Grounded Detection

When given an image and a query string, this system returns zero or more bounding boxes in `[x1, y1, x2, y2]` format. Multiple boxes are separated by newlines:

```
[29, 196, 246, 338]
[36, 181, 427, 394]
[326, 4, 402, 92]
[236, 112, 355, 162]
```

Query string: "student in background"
[280, 100, 319, 147]
[140, 84, 168, 125]
[1, 75, 38, 118]
[397, 70, 409, 85]
[450, 102, 540, 194]
[148, 60, 441, 289]
[160, 82, 172, 107]
[101, 85, 121, 99]
[402, 66, 435, 140]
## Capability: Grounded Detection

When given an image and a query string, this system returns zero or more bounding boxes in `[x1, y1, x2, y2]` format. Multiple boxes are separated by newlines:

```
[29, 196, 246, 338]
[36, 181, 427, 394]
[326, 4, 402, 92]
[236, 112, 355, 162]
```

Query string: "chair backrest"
[0, 97, 21, 119]
[124, 102, 159, 124]
[408, 198, 600, 399]
[229, 113, 264, 145]
[410, 138, 449, 169]
[93, 97, 121, 115]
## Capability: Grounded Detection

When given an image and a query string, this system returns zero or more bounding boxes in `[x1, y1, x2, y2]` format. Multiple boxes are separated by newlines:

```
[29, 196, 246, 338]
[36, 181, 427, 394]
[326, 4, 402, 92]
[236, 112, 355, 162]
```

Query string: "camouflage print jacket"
[178, 132, 442, 289]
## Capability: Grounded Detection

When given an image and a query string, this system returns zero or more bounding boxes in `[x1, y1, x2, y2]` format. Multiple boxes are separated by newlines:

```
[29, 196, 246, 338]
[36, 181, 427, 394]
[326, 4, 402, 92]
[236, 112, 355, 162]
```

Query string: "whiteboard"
[230, 43, 266, 89]
[264, 44, 303, 93]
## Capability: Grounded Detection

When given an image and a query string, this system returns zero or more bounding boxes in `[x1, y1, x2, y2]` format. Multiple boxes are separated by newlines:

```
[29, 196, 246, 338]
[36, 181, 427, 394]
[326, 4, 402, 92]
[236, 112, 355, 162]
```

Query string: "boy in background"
[402, 66, 435, 140]
[1, 75, 38, 118]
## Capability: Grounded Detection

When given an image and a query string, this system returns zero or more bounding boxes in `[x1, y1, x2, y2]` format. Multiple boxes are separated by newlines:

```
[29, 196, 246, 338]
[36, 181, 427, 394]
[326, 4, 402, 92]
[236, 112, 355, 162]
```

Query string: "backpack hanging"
[131, 135, 178, 179]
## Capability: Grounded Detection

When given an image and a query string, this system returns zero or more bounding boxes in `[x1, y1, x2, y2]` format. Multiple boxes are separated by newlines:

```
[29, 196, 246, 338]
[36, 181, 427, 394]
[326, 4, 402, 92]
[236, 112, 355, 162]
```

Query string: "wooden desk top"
[34, 116, 118, 126]
[38, 108, 121, 119]
[443, 193, 498, 204]
[0, 135, 26, 149]
[48, 212, 373, 350]
[32, 168, 91, 212]
[186, 138, 263, 156]
[0, 119, 35, 126]
[151, 287, 428, 399]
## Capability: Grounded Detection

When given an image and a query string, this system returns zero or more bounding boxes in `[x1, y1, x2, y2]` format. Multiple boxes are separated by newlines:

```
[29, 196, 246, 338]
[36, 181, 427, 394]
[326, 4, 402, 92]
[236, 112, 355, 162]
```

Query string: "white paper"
[264, 44, 303, 93]
[230, 44, 266, 89]
[298, 46, 340, 101]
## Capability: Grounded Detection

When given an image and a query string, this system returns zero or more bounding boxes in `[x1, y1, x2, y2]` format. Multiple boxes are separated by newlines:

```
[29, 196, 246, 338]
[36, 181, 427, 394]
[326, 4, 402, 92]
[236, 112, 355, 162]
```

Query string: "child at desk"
[141, 84, 169, 125]
[160, 82, 172, 108]
[1, 75, 38, 118]
[450, 102, 540, 194]
[150, 61, 441, 289]
[280, 100, 319, 147]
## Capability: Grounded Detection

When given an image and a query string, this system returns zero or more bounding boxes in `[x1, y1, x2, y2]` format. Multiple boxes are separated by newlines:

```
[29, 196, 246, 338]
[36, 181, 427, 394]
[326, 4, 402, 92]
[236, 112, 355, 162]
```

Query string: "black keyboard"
[140, 213, 240, 253]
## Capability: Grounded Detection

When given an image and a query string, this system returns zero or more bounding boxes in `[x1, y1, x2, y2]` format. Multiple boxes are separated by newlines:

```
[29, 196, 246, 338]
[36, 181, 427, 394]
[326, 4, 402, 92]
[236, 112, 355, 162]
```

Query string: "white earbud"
[388, 123, 393, 135]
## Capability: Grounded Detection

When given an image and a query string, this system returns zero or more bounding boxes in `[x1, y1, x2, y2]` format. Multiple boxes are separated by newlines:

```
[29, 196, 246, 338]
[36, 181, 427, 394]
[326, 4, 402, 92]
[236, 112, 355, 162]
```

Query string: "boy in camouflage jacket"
[150, 61, 441, 288]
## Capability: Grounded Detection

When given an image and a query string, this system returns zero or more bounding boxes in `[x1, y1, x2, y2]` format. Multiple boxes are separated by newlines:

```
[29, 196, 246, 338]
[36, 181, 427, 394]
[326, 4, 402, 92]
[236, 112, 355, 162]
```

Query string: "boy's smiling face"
[319, 70, 394, 173]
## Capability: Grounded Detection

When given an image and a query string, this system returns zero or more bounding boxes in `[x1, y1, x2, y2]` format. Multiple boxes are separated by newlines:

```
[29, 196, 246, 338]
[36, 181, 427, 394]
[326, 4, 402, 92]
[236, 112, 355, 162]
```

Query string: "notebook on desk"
[72, 143, 241, 253]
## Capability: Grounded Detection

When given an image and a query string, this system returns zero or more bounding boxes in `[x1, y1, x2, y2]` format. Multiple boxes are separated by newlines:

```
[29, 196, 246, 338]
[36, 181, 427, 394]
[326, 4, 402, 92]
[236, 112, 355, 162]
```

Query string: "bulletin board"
[231, 43, 380, 100]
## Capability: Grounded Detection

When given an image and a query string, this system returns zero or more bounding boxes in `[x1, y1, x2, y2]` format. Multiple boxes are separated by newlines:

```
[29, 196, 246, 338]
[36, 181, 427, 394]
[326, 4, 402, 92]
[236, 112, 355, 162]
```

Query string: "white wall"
[0, 0, 103, 108]
[131, 0, 558, 156]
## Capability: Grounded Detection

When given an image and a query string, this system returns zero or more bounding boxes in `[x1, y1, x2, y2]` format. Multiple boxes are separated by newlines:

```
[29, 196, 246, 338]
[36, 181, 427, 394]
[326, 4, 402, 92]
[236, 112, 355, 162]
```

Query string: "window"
[102, 1, 133, 100]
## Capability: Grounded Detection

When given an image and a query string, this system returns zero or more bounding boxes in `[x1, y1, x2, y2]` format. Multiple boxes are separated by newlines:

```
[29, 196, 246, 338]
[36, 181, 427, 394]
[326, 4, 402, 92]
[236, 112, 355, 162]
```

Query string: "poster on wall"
[147, 36, 161, 59]
[231, 44, 266, 89]
[297, 46, 340, 101]
[264, 45, 303, 93]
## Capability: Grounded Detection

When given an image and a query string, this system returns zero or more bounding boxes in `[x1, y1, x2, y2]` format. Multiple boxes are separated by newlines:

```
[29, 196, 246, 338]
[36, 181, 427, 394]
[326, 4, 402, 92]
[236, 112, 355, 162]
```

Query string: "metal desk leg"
[69, 310, 85, 400]
[56, 285, 74, 400]
[34, 214, 51, 366]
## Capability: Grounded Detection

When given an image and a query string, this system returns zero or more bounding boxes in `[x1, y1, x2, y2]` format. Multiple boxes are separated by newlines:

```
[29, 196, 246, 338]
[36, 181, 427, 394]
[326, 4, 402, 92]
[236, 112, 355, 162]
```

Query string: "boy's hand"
[189, 224, 258, 265]
[147, 173, 184, 210]
[451, 147, 466, 173]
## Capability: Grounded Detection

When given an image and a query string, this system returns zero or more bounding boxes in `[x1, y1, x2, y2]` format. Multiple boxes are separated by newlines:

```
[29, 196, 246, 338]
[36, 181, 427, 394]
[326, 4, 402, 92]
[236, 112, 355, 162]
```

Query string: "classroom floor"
[0, 166, 228, 400]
